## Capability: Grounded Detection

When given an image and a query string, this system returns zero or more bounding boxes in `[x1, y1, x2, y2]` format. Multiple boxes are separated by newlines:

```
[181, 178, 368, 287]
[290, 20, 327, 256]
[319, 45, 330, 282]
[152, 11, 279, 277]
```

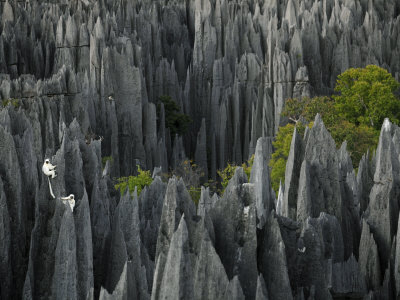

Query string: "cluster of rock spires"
[1, 0, 400, 299]
[3, 106, 400, 299]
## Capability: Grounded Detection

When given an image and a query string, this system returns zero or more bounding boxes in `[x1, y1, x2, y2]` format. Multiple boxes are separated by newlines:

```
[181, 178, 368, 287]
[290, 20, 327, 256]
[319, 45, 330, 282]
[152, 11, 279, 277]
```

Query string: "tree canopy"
[270, 65, 397, 193]
[334, 65, 400, 130]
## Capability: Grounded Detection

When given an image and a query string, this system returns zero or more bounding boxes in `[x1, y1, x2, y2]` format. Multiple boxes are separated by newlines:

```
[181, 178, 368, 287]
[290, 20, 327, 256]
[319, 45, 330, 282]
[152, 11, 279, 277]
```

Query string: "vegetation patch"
[217, 155, 254, 194]
[114, 166, 153, 196]
[269, 65, 395, 193]
[2, 98, 20, 108]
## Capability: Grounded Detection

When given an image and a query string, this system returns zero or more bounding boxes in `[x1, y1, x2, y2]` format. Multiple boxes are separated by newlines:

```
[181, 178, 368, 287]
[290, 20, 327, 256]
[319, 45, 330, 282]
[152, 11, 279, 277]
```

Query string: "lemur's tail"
[48, 177, 55, 199]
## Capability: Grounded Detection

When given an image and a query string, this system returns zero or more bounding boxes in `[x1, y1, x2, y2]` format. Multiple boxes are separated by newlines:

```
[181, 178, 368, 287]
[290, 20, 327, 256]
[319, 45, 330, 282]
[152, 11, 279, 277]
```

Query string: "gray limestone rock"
[195, 118, 208, 182]
[261, 210, 293, 300]
[331, 255, 367, 297]
[74, 191, 94, 300]
[210, 169, 258, 299]
[296, 217, 332, 300]
[197, 186, 214, 217]
[1, 0, 400, 298]
[51, 208, 78, 300]
[99, 263, 128, 300]
[193, 229, 229, 300]
[250, 137, 274, 229]
[170, 135, 187, 170]
[139, 177, 167, 262]
[223, 276, 245, 300]
[359, 220, 381, 291]
[255, 274, 269, 300]
[102, 187, 151, 299]
[338, 142, 361, 259]
[365, 119, 400, 268]
[0, 178, 12, 300]
[90, 176, 112, 297]
[303, 114, 342, 222]
[395, 214, 400, 297]
[158, 216, 193, 300]
[152, 177, 196, 300]
[296, 160, 312, 224]
[283, 128, 304, 219]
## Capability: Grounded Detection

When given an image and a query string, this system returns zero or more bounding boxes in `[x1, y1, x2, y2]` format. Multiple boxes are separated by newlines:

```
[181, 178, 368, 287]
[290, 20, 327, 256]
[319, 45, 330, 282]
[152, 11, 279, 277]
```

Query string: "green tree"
[329, 121, 378, 165]
[283, 95, 379, 166]
[158, 95, 192, 137]
[114, 166, 153, 196]
[334, 65, 400, 130]
[283, 96, 338, 128]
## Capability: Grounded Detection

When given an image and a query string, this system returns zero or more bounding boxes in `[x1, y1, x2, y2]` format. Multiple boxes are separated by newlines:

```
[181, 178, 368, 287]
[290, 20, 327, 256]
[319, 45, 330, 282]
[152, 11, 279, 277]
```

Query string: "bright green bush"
[114, 166, 153, 196]
[217, 155, 255, 194]
[217, 163, 238, 191]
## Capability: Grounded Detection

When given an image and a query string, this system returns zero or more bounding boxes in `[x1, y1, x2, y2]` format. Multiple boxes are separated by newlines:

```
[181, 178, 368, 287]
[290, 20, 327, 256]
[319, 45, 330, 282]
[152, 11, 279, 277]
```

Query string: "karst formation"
[1, 0, 400, 299]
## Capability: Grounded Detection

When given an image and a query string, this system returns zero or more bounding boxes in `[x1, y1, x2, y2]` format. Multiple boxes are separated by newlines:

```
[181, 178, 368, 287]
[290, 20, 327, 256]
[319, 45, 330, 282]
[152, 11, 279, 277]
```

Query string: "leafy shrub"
[114, 166, 153, 196]
[217, 163, 238, 191]
[243, 155, 254, 179]
[2, 98, 20, 108]
[217, 155, 255, 194]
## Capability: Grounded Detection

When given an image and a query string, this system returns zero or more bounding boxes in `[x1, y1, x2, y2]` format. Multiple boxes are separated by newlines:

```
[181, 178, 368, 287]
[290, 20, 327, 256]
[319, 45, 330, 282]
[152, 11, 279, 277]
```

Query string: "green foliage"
[273, 66, 395, 193]
[217, 163, 238, 191]
[243, 154, 254, 179]
[283, 96, 338, 128]
[114, 166, 153, 196]
[217, 155, 255, 193]
[329, 121, 379, 165]
[158, 95, 192, 137]
[101, 156, 113, 169]
[2, 98, 20, 108]
[269, 123, 309, 193]
[334, 65, 400, 130]
[283, 95, 379, 167]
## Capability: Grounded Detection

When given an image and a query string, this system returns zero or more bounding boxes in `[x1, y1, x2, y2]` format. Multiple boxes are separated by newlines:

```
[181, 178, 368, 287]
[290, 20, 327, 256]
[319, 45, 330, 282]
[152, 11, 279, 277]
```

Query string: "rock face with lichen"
[1, 0, 400, 299]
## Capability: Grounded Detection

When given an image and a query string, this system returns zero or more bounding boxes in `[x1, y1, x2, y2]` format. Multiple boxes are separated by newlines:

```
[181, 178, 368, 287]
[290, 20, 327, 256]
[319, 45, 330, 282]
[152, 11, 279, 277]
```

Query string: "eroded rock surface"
[1, 0, 400, 299]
